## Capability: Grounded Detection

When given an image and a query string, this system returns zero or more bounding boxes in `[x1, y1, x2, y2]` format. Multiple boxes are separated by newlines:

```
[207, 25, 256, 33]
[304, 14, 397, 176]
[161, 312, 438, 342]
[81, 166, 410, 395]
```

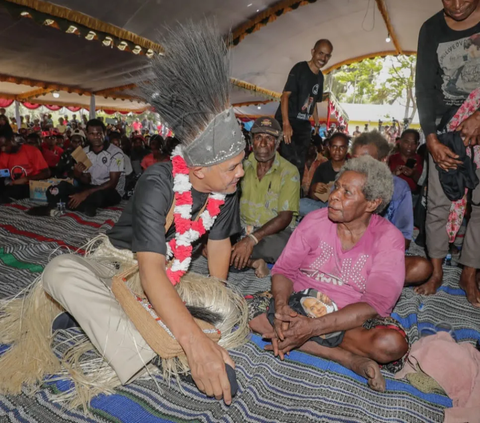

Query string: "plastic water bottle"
[444, 253, 452, 266]
[56, 201, 66, 216]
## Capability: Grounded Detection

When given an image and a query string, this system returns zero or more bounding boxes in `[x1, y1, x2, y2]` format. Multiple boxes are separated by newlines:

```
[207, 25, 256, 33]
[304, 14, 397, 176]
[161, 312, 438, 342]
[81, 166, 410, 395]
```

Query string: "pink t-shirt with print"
[272, 208, 405, 317]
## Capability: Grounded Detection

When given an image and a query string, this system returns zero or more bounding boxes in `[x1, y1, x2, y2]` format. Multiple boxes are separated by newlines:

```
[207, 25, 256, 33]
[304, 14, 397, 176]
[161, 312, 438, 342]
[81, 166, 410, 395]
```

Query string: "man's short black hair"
[26, 132, 40, 141]
[312, 133, 323, 148]
[314, 39, 333, 51]
[0, 128, 14, 141]
[328, 132, 349, 146]
[401, 129, 420, 143]
[86, 118, 106, 133]
[109, 131, 122, 141]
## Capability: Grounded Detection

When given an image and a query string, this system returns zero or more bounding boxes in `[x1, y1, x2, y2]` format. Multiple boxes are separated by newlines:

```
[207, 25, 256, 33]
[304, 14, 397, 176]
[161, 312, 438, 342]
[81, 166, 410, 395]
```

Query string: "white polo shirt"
[84, 143, 125, 197]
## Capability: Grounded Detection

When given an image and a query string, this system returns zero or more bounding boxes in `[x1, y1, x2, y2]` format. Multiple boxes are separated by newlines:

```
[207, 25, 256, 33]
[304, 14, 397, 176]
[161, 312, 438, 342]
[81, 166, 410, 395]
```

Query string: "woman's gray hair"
[337, 155, 393, 214]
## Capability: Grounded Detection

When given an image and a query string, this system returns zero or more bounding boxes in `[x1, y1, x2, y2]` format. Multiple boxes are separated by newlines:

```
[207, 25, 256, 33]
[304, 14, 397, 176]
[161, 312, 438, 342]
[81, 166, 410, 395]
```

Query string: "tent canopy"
[0, 0, 441, 112]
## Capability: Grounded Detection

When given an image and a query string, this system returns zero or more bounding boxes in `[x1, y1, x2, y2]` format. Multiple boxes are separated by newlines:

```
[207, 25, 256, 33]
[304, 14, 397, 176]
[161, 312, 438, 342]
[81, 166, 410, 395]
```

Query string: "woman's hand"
[264, 314, 315, 355]
[456, 111, 480, 147]
[262, 303, 297, 360]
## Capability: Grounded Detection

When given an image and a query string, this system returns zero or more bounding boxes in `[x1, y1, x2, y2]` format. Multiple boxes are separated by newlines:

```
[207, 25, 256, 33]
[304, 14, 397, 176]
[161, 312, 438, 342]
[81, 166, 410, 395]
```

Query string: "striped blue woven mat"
[1, 200, 479, 422]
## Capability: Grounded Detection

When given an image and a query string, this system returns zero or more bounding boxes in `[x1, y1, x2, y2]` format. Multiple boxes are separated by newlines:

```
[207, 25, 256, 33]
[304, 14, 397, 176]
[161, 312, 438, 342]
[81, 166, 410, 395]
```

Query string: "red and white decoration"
[166, 146, 226, 285]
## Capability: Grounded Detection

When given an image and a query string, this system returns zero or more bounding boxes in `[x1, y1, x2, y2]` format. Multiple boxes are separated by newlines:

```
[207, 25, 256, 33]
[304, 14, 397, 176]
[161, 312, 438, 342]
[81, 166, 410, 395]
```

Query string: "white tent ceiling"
[231, 0, 440, 92]
[0, 0, 443, 112]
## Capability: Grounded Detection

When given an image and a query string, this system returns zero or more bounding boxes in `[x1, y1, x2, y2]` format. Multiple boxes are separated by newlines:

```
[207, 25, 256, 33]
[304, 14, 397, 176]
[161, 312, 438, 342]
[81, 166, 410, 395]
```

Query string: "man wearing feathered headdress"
[0, 21, 248, 406]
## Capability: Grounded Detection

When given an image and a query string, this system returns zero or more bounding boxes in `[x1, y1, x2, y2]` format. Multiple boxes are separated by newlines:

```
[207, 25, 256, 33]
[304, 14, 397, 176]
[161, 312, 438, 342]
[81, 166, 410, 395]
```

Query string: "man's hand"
[68, 191, 89, 209]
[262, 303, 297, 360]
[314, 182, 328, 194]
[394, 165, 404, 176]
[456, 111, 480, 147]
[283, 122, 293, 144]
[230, 236, 255, 270]
[313, 126, 319, 136]
[264, 313, 314, 356]
[402, 166, 415, 177]
[184, 333, 235, 405]
[427, 135, 462, 171]
[73, 162, 86, 179]
[10, 177, 28, 185]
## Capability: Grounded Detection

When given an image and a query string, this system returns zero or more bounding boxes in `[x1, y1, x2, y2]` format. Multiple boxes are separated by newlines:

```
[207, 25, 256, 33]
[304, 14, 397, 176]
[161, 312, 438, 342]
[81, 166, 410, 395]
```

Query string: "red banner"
[22, 102, 41, 110]
[0, 99, 14, 108]
[45, 105, 62, 111]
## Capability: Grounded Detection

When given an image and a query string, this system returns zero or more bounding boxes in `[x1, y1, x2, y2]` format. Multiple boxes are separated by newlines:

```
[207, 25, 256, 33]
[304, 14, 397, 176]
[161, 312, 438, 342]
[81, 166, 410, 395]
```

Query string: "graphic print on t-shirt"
[437, 33, 480, 105]
[299, 241, 369, 293]
[10, 165, 27, 180]
[297, 83, 320, 120]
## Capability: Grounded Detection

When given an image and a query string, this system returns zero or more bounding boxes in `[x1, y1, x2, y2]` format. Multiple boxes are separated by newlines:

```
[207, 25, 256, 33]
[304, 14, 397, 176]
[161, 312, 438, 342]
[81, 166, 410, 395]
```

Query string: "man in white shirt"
[30, 119, 124, 217]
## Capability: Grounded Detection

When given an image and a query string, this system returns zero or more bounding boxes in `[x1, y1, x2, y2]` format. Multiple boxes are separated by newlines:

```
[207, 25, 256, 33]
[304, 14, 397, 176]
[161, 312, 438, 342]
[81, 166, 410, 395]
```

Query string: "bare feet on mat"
[350, 356, 386, 392]
[459, 267, 480, 308]
[251, 259, 270, 278]
[414, 270, 443, 295]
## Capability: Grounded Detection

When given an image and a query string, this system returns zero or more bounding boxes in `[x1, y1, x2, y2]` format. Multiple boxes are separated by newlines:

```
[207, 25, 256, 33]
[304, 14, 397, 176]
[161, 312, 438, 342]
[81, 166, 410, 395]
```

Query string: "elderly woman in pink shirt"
[250, 155, 408, 392]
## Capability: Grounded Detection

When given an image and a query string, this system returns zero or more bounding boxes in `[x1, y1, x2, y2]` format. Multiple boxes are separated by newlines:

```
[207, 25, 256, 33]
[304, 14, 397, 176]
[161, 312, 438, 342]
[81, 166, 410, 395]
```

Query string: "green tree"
[330, 58, 384, 104]
[329, 55, 418, 122]
[381, 55, 417, 122]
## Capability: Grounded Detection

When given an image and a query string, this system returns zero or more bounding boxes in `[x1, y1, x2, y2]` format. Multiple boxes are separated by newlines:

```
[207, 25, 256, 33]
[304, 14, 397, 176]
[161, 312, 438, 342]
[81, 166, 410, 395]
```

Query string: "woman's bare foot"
[414, 264, 443, 295]
[350, 356, 386, 392]
[459, 267, 480, 308]
[251, 259, 270, 278]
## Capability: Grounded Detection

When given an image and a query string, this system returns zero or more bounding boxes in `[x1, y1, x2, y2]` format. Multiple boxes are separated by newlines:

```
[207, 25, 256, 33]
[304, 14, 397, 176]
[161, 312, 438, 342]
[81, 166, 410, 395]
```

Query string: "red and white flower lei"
[165, 146, 226, 285]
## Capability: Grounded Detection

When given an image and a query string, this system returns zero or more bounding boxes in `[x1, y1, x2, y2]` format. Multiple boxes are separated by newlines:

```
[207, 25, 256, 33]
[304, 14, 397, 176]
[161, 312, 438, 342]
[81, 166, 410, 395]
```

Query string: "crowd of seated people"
[1, 1, 479, 403]
[0, 112, 180, 214]
[0, 108, 476, 391]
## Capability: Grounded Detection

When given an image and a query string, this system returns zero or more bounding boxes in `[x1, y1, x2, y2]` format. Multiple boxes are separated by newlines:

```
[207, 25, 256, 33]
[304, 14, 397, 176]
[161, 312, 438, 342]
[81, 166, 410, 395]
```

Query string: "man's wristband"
[247, 233, 259, 245]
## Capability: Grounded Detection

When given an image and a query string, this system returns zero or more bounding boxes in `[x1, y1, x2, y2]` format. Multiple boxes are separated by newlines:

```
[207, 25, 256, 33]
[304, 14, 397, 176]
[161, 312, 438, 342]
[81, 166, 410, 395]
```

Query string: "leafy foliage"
[329, 55, 417, 121]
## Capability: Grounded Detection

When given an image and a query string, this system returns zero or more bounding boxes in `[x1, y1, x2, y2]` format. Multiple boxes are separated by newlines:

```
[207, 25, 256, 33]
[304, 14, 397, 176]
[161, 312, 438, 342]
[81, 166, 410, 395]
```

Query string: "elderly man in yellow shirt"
[231, 117, 300, 277]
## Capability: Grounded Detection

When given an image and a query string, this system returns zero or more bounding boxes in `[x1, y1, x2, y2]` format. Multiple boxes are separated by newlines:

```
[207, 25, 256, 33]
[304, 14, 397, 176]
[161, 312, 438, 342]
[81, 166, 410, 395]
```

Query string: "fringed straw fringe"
[49, 337, 123, 410]
[159, 273, 250, 380]
[0, 278, 64, 394]
[0, 235, 249, 409]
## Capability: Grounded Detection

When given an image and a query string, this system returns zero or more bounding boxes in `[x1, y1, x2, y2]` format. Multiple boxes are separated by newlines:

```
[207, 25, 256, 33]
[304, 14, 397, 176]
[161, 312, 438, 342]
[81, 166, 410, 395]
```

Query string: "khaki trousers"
[42, 254, 156, 384]
[426, 154, 480, 269]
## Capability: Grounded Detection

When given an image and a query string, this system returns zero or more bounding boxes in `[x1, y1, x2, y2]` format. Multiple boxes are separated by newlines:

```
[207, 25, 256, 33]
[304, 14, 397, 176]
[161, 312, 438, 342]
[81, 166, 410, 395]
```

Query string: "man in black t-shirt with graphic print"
[275, 39, 333, 179]
[415, 0, 480, 306]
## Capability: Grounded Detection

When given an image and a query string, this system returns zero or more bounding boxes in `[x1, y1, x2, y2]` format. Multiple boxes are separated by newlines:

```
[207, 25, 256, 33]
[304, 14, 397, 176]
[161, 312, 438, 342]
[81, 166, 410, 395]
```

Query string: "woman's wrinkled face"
[328, 171, 370, 223]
